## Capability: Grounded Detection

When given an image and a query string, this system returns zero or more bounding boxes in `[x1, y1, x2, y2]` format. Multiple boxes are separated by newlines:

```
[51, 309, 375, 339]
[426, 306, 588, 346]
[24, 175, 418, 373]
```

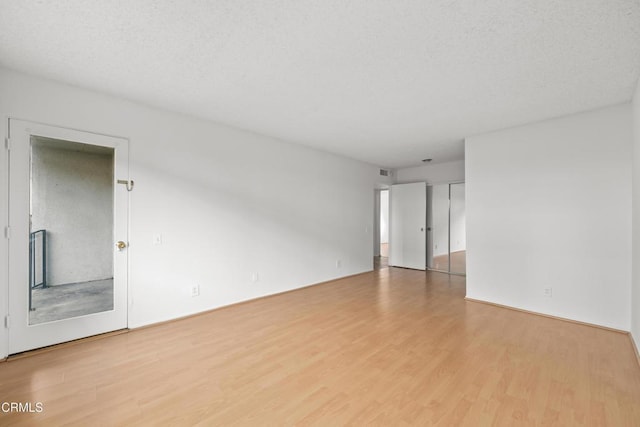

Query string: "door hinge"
[4, 137, 10, 151]
[3, 226, 9, 239]
[4, 315, 9, 329]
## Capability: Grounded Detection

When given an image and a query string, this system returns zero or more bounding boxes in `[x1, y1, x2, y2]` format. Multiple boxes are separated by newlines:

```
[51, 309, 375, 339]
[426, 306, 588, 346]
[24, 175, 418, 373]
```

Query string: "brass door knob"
[116, 241, 127, 250]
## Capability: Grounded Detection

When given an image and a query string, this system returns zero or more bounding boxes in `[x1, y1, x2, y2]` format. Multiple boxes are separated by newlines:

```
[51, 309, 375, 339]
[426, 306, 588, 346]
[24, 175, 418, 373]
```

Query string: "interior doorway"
[7, 120, 129, 354]
[380, 189, 389, 258]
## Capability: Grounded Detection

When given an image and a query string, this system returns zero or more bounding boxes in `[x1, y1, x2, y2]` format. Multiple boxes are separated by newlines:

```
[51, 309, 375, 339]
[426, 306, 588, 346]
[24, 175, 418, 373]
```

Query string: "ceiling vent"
[379, 169, 391, 177]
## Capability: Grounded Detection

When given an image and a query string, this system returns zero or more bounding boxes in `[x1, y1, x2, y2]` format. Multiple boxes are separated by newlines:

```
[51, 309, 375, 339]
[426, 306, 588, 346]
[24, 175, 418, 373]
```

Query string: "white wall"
[395, 160, 464, 184]
[466, 104, 632, 330]
[31, 142, 114, 285]
[0, 67, 385, 358]
[632, 78, 640, 345]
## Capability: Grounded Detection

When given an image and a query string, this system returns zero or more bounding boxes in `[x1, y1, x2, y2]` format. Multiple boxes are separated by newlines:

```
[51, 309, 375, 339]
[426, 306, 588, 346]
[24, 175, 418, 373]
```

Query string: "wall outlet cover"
[191, 285, 200, 297]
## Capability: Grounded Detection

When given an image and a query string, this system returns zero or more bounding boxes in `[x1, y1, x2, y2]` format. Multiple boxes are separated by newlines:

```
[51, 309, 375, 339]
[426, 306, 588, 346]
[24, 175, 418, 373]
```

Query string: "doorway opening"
[374, 188, 390, 270]
[380, 189, 389, 258]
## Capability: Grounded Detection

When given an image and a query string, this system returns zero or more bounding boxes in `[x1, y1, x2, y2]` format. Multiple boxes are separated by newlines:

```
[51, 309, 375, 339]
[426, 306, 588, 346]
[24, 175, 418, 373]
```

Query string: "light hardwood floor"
[1, 267, 639, 425]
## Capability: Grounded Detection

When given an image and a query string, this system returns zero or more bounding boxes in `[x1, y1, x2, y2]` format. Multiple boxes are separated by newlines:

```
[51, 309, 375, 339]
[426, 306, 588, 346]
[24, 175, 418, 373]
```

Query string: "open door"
[7, 120, 129, 354]
[389, 182, 426, 270]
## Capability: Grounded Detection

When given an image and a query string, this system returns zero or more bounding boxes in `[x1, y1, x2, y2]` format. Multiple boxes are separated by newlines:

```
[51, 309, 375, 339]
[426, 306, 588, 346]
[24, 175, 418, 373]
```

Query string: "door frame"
[5, 118, 130, 355]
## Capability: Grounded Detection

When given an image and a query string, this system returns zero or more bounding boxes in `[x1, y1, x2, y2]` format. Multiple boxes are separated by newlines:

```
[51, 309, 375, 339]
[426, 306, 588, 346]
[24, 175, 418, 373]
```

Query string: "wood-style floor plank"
[1, 267, 639, 426]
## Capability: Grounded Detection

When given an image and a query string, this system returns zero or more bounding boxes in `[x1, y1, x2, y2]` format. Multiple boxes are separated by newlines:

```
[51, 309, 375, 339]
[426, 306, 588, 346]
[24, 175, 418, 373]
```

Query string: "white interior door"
[389, 182, 426, 270]
[8, 119, 129, 354]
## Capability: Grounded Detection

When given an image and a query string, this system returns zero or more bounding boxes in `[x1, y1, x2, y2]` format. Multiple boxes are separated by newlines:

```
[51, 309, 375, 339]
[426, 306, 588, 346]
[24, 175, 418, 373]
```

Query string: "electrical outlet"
[191, 284, 200, 297]
[251, 272, 259, 282]
[153, 234, 162, 245]
[543, 288, 552, 297]
[336, 260, 342, 268]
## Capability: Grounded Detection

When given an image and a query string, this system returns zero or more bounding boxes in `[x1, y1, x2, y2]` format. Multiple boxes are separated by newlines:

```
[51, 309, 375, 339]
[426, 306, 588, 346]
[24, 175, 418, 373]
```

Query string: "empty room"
[1, 1, 640, 425]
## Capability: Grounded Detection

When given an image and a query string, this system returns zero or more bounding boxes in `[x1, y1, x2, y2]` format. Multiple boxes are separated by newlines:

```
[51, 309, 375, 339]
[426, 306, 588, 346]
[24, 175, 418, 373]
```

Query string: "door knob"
[116, 241, 127, 250]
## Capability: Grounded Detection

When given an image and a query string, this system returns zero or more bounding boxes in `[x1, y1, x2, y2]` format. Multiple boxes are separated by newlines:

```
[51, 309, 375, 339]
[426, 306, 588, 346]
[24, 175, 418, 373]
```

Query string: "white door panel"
[389, 182, 426, 270]
[8, 120, 128, 354]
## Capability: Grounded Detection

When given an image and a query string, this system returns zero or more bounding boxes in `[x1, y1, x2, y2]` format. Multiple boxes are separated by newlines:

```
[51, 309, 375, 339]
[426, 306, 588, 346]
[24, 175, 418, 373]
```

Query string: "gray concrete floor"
[29, 278, 114, 325]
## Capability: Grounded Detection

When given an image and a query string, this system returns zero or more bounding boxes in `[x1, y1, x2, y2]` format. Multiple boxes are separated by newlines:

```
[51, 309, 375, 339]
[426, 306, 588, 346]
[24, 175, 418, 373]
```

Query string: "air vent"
[379, 169, 391, 177]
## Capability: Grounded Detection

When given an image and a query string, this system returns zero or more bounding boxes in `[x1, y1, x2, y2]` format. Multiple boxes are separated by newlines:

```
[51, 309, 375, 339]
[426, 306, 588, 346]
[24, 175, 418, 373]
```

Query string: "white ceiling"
[1, 1, 639, 169]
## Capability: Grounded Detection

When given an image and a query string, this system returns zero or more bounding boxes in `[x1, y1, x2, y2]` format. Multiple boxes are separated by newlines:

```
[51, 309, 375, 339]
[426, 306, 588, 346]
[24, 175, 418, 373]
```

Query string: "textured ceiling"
[1, 1, 639, 168]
